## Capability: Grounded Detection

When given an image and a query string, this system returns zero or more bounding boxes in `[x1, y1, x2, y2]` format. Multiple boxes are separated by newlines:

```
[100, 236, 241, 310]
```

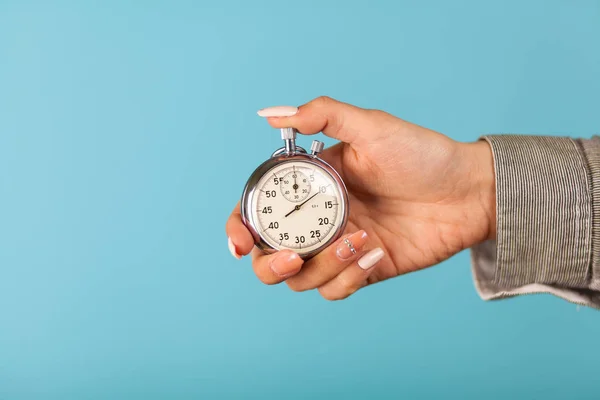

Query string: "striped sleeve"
[470, 135, 600, 308]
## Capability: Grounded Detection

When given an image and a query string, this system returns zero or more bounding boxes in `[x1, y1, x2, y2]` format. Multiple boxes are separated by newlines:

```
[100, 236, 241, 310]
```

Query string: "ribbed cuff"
[471, 134, 599, 308]
[578, 136, 600, 291]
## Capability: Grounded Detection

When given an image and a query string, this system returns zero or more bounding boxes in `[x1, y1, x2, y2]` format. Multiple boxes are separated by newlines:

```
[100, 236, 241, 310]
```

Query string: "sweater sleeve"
[470, 135, 600, 308]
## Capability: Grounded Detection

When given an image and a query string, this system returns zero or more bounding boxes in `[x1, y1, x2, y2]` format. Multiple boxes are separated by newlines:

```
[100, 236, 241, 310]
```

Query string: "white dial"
[249, 160, 344, 254]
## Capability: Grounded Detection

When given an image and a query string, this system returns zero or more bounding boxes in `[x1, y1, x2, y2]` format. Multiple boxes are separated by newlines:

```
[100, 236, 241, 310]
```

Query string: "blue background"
[1, 0, 599, 398]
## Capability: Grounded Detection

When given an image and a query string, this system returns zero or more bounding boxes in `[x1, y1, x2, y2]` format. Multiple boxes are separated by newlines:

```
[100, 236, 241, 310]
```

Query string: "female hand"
[226, 96, 495, 300]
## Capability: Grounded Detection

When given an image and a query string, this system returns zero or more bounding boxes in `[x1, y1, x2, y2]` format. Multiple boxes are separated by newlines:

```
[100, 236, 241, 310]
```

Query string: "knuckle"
[338, 275, 355, 292]
[318, 287, 341, 301]
[318, 287, 352, 301]
[257, 274, 279, 285]
[367, 109, 387, 118]
[314, 95, 334, 106]
[285, 279, 306, 292]
[253, 265, 280, 286]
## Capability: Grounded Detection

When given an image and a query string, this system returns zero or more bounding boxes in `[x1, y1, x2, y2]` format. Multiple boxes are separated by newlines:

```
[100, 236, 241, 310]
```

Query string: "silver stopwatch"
[240, 127, 349, 260]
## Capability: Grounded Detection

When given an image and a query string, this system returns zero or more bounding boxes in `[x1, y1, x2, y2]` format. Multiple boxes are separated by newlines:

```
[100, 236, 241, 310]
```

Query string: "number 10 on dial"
[240, 127, 349, 260]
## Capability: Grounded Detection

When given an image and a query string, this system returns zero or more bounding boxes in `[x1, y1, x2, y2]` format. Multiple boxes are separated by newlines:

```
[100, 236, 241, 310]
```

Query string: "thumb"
[258, 96, 384, 146]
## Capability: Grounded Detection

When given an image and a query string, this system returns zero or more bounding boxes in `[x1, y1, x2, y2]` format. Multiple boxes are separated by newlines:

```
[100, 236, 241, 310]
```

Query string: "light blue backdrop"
[1, 1, 599, 399]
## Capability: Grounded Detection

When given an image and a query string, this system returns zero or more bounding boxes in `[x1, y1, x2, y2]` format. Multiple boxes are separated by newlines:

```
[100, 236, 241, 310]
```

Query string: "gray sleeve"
[470, 135, 600, 309]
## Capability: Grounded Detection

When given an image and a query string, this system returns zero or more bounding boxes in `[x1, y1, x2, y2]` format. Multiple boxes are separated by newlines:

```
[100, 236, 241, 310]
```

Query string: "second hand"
[284, 192, 319, 218]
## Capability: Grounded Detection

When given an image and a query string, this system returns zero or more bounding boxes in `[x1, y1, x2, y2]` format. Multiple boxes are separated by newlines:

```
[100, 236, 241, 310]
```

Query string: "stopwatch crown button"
[280, 127, 296, 140]
[311, 140, 324, 156]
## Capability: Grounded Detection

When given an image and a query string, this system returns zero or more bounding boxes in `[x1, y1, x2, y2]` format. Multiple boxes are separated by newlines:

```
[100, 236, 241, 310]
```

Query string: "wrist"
[464, 139, 497, 242]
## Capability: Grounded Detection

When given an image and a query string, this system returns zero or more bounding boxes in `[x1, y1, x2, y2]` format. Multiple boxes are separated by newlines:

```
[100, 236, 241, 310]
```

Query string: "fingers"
[285, 230, 369, 292]
[318, 248, 384, 301]
[225, 199, 384, 298]
[250, 248, 304, 285]
[258, 96, 385, 145]
[225, 202, 305, 284]
[225, 202, 255, 259]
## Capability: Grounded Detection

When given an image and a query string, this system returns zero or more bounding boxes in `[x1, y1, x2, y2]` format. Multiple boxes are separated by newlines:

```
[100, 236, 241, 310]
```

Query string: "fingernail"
[257, 106, 298, 118]
[357, 248, 384, 270]
[336, 230, 368, 260]
[270, 250, 302, 278]
[228, 237, 241, 260]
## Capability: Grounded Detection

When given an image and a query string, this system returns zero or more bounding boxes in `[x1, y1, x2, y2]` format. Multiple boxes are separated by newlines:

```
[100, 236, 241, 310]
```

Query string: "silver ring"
[344, 238, 357, 255]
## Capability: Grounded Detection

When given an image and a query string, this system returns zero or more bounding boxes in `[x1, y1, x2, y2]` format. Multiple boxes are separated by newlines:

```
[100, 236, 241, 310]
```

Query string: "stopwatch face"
[247, 159, 346, 255]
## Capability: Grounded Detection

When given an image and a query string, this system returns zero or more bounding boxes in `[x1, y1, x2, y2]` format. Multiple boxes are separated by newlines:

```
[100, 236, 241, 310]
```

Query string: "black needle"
[293, 166, 298, 193]
[284, 192, 319, 218]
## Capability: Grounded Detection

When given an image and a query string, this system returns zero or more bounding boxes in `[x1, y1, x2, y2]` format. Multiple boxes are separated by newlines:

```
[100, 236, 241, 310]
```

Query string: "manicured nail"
[336, 230, 368, 260]
[228, 237, 241, 260]
[270, 250, 302, 278]
[357, 248, 384, 270]
[257, 106, 298, 118]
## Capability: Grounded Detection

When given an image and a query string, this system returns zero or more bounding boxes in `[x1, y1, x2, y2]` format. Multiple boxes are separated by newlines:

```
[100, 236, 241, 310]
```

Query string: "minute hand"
[284, 192, 319, 218]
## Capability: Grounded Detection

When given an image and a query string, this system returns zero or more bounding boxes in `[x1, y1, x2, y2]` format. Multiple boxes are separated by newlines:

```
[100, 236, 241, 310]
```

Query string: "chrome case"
[240, 130, 349, 260]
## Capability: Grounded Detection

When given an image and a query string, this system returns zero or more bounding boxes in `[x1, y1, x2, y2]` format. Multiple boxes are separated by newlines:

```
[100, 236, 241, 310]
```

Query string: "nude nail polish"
[357, 248, 384, 270]
[336, 230, 368, 260]
[228, 237, 241, 260]
[257, 106, 298, 117]
[270, 250, 302, 277]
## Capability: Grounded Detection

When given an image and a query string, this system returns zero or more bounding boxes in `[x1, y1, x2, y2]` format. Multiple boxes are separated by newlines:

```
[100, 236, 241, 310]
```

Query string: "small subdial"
[280, 169, 311, 202]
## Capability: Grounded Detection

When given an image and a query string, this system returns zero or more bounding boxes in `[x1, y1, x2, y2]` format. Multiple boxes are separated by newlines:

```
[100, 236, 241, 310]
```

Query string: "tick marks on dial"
[281, 168, 310, 202]
[254, 162, 342, 252]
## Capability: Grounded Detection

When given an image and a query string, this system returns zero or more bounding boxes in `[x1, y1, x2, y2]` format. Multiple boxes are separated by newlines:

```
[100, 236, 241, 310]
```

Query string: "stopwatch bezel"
[240, 153, 349, 260]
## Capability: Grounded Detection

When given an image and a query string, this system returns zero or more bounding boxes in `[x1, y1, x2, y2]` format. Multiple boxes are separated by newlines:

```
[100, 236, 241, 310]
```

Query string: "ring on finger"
[343, 238, 357, 255]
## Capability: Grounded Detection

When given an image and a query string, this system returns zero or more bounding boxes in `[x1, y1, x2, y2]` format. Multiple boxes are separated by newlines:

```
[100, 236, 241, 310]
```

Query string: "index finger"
[258, 96, 377, 145]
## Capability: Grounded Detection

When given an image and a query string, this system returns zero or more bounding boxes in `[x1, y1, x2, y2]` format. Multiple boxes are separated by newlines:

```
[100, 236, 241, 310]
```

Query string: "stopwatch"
[240, 127, 349, 260]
